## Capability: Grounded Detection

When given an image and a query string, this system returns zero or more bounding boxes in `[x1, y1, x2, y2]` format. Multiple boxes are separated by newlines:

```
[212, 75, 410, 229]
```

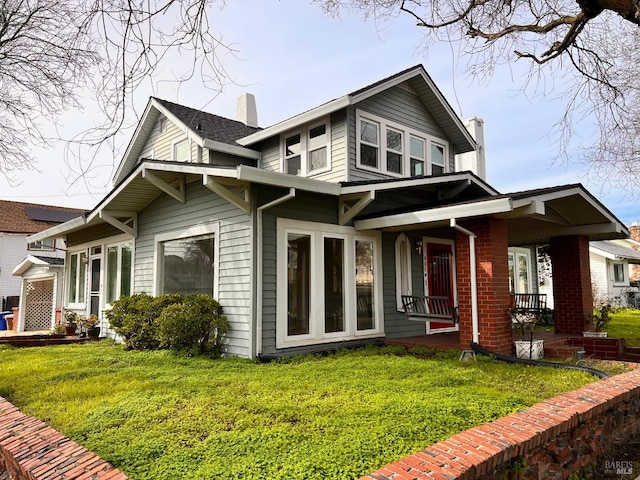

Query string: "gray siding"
[381, 232, 428, 338]
[259, 187, 341, 356]
[256, 112, 346, 183]
[348, 86, 456, 182]
[135, 180, 254, 357]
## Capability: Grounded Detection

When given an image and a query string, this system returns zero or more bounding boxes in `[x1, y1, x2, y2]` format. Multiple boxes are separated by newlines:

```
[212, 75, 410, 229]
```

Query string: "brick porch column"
[456, 218, 512, 354]
[550, 235, 593, 334]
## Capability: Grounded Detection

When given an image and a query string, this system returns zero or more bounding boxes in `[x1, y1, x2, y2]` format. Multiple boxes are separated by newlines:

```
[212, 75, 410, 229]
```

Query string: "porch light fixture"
[415, 239, 423, 255]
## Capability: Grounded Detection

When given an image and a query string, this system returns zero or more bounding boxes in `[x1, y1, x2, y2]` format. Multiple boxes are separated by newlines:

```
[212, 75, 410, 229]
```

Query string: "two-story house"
[28, 65, 627, 358]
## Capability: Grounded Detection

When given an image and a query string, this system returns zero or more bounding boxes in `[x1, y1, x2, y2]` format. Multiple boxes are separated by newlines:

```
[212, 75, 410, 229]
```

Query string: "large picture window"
[277, 219, 383, 348]
[68, 251, 87, 305]
[155, 224, 219, 298]
[106, 242, 133, 304]
[356, 110, 449, 177]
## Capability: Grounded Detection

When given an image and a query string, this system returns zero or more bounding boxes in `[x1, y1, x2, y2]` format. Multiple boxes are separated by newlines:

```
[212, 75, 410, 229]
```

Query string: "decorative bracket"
[203, 175, 251, 213]
[99, 210, 137, 237]
[339, 191, 375, 225]
[142, 168, 185, 203]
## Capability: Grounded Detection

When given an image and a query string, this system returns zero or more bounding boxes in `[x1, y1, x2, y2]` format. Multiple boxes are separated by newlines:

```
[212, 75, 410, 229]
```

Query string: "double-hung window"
[68, 251, 87, 305]
[277, 219, 383, 348]
[282, 121, 330, 176]
[105, 242, 133, 305]
[155, 224, 219, 297]
[357, 110, 449, 177]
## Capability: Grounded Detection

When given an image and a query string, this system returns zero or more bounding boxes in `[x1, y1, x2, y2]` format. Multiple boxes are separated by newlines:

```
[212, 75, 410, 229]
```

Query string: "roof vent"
[237, 93, 258, 128]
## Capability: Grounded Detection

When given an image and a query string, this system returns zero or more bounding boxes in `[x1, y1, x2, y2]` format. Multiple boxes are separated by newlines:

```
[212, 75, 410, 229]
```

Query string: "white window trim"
[356, 109, 450, 177]
[395, 233, 412, 311]
[612, 261, 627, 286]
[280, 118, 331, 177]
[172, 137, 190, 162]
[104, 241, 134, 308]
[508, 247, 533, 294]
[153, 223, 220, 298]
[67, 249, 88, 309]
[28, 239, 55, 251]
[276, 218, 383, 349]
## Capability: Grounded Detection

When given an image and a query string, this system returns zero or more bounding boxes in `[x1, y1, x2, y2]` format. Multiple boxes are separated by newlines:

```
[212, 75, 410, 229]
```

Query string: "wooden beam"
[142, 168, 185, 203]
[99, 210, 137, 237]
[203, 175, 250, 213]
[339, 191, 375, 225]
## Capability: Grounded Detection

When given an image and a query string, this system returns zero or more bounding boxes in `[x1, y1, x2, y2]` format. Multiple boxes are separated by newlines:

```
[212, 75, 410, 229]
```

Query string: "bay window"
[277, 219, 383, 348]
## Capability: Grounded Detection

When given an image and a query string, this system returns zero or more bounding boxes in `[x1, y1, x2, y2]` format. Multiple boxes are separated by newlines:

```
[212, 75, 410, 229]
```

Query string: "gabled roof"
[12, 255, 65, 276]
[154, 98, 261, 145]
[112, 97, 262, 185]
[0, 200, 85, 235]
[590, 240, 640, 263]
[237, 64, 476, 154]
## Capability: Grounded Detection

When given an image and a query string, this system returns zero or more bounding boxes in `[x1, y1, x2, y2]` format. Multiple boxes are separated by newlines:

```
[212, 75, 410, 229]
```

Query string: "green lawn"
[0, 342, 600, 480]
[608, 309, 640, 347]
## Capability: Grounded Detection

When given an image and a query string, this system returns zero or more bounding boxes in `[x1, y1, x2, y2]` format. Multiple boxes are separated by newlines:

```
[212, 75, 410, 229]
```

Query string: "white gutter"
[450, 219, 479, 344]
[256, 188, 296, 357]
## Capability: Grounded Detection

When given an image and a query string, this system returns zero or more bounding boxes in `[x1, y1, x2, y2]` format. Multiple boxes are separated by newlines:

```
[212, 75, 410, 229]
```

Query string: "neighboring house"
[537, 238, 640, 310]
[0, 201, 85, 331]
[28, 65, 628, 357]
[590, 240, 640, 307]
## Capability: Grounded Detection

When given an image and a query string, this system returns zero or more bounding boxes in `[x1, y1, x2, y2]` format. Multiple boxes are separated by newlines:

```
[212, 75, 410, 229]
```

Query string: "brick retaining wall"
[362, 366, 640, 479]
[2, 366, 640, 480]
[0, 398, 129, 480]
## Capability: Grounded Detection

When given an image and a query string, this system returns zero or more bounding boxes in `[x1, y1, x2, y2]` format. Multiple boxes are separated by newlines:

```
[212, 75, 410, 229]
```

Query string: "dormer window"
[357, 110, 449, 177]
[282, 120, 330, 176]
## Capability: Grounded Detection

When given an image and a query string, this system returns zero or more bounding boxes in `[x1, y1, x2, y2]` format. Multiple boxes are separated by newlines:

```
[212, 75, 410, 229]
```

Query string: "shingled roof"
[153, 98, 262, 146]
[0, 200, 86, 234]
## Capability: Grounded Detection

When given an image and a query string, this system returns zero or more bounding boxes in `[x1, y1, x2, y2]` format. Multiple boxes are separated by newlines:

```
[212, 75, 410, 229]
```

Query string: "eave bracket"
[204, 175, 251, 213]
[339, 191, 375, 225]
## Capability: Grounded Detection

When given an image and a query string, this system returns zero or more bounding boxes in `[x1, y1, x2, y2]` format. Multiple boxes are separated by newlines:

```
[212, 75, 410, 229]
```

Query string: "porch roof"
[353, 184, 628, 245]
[590, 240, 640, 263]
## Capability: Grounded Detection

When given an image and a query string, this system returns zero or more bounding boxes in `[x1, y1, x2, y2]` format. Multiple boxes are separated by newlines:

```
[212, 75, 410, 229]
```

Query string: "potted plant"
[51, 324, 66, 337]
[583, 305, 611, 338]
[81, 314, 101, 338]
[63, 311, 78, 336]
[509, 306, 544, 360]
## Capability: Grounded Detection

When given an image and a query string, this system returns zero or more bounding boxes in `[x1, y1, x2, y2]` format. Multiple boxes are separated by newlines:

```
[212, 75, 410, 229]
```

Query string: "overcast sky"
[1, 1, 637, 225]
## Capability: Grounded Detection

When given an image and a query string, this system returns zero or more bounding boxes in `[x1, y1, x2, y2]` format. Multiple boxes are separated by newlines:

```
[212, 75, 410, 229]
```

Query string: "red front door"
[425, 242, 457, 332]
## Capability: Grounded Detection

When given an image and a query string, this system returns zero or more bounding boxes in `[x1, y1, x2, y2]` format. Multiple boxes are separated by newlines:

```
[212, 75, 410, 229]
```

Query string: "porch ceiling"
[353, 183, 628, 245]
[342, 173, 497, 220]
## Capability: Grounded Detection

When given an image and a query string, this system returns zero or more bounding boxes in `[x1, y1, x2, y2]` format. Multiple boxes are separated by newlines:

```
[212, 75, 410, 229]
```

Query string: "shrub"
[106, 293, 183, 350]
[157, 294, 228, 357]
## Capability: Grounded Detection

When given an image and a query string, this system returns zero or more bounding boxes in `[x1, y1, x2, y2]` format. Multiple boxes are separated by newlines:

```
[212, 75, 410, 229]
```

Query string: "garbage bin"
[0, 312, 8, 331]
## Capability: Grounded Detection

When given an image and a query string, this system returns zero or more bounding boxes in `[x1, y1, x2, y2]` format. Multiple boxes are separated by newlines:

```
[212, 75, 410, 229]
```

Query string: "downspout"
[256, 188, 296, 357]
[450, 219, 479, 344]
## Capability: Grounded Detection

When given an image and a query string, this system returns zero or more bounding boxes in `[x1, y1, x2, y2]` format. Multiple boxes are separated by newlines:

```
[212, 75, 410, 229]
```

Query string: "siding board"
[135, 181, 253, 357]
